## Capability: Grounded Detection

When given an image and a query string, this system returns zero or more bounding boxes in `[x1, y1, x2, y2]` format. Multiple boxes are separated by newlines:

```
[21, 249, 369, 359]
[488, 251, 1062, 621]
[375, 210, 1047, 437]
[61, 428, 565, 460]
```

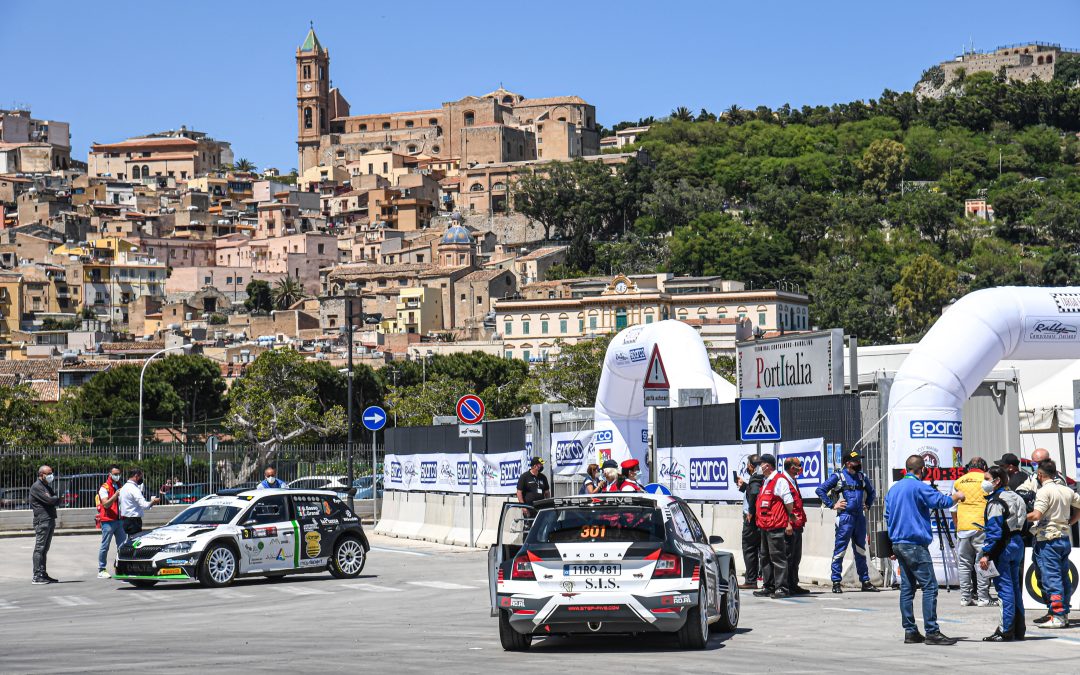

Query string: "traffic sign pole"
[360, 406, 387, 523]
[455, 395, 485, 548]
[468, 436, 474, 547]
[372, 428, 379, 525]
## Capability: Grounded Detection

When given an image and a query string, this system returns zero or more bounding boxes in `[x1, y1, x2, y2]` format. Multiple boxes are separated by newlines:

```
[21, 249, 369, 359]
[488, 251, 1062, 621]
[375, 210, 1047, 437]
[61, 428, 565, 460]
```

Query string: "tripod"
[929, 480, 955, 593]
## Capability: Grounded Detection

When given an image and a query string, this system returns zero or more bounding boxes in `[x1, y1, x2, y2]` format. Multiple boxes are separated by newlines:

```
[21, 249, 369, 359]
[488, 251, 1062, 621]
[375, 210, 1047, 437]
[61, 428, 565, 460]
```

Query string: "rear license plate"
[563, 564, 621, 576]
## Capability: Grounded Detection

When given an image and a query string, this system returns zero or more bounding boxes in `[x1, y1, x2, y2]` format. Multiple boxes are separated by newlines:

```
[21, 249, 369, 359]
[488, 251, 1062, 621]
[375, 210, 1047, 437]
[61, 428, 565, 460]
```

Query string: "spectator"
[579, 464, 601, 494]
[515, 457, 549, 505]
[29, 465, 60, 584]
[1015, 447, 1067, 620]
[736, 454, 764, 589]
[994, 453, 1025, 492]
[614, 459, 644, 492]
[1026, 459, 1080, 629]
[753, 454, 795, 599]
[782, 457, 808, 595]
[96, 465, 126, 579]
[598, 459, 619, 491]
[258, 466, 289, 489]
[953, 457, 994, 607]
[884, 454, 965, 646]
[118, 468, 162, 538]
[979, 466, 1027, 641]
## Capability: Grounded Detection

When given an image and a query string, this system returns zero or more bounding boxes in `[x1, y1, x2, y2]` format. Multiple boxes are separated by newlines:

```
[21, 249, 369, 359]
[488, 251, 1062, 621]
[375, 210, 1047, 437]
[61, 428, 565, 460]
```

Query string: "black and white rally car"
[488, 493, 740, 650]
[114, 489, 369, 588]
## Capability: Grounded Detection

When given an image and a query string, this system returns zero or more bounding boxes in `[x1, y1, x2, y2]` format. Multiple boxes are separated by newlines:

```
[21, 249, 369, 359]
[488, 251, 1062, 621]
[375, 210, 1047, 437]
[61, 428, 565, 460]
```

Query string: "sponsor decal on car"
[299, 557, 327, 568]
[297, 504, 321, 518]
[319, 518, 340, 526]
[302, 522, 319, 532]
[661, 594, 692, 606]
[158, 567, 183, 575]
[304, 531, 322, 557]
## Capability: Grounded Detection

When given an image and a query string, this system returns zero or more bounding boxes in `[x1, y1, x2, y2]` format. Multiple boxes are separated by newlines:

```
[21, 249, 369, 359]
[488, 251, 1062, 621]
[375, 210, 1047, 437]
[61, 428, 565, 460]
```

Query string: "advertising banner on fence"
[383, 450, 529, 495]
[655, 438, 824, 501]
[737, 329, 844, 399]
[548, 430, 597, 476]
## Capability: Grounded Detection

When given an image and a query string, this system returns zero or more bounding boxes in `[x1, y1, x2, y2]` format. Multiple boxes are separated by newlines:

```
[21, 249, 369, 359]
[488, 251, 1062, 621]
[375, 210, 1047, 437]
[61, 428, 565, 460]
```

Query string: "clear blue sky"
[2, 1, 1077, 171]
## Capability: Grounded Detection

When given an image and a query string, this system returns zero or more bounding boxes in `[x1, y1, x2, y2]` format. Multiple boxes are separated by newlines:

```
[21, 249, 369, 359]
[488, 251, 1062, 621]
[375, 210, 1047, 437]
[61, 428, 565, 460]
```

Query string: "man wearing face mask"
[1026, 459, 1080, 629]
[978, 466, 1027, 641]
[599, 459, 619, 491]
[258, 466, 289, 489]
[118, 468, 162, 538]
[953, 457, 994, 607]
[816, 449, 878, 593]
[30, 465, 61, 584]
[736, 455, 763, 589]
[96, 465, 126, 579]
[782, 457, 808, 595]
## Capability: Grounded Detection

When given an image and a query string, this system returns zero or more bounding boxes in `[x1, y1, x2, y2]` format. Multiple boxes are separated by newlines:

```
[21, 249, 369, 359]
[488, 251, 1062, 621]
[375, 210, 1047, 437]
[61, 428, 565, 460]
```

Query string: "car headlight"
[159, 541, 194, 554]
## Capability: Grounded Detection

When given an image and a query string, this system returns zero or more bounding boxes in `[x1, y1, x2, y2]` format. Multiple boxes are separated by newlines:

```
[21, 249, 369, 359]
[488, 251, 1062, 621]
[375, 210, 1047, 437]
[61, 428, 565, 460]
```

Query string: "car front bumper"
[115, 552, 201, 581]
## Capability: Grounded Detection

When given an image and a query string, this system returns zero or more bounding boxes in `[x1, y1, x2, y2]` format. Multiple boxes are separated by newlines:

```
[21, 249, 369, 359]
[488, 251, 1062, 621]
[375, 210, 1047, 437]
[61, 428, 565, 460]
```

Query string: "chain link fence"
[0, 443, 379, 511]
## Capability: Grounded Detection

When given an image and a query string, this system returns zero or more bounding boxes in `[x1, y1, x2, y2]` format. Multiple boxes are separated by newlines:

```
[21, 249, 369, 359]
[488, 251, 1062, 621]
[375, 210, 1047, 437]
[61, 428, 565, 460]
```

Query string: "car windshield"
[169, 504, 242, 525]
[527, 506, 665, 543]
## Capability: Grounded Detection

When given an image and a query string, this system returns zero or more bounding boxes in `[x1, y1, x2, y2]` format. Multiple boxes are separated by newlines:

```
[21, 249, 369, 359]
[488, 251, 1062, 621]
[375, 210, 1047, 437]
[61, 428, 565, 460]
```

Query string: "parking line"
[273, 585, 331, 596]
[371, 546, 430, 557]
[339, 583, 402, 593]
[822, 607, 863, 613]
[50, 595, 96, 607]
[407, 581, 477, 590]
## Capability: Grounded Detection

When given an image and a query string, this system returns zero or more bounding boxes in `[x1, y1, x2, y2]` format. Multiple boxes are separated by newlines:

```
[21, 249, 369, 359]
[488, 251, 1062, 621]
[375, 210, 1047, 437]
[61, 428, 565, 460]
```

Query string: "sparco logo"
[500, 461, 521, 486]
[555, 440, 585, 466]
[689, 457, 729, 489]
[628, 347, 647, 363]
[420, 461, 437, 484]
[909, 420, 962, 439]
[388, 461, 402, 481]
[594, 430, 614, 444]
[456, 461, 476, 485]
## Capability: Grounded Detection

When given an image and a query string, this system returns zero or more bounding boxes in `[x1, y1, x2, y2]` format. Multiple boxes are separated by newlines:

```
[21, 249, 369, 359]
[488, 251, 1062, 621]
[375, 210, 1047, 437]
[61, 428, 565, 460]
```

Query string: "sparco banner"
[383, 450, 529, 495]
[737, 329, 844, 399]
[656, 438, 824, 501]
[548, 430, 597, 476]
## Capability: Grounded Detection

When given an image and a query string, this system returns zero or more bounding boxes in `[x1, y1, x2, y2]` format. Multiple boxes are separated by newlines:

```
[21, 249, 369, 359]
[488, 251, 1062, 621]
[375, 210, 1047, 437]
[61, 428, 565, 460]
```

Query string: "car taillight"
[646, 549, 682, 578]
[511, 550, 540, 580]
[691, 565, 700, 582]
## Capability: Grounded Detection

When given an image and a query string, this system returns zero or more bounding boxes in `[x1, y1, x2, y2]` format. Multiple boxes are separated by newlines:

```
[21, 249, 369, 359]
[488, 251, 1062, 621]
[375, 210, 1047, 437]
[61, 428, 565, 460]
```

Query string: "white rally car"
[488, 493, 740, 650]
[114, 489, 369, 587]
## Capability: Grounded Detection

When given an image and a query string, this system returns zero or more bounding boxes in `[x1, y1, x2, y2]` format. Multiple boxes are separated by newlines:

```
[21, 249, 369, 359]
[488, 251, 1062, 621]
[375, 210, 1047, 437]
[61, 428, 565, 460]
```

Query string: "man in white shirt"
[118, 468, 161, 537]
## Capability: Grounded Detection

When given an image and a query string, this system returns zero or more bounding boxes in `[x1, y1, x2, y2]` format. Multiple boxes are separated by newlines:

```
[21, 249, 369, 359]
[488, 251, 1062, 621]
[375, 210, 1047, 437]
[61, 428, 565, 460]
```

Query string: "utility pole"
[346, 294, 355, 512]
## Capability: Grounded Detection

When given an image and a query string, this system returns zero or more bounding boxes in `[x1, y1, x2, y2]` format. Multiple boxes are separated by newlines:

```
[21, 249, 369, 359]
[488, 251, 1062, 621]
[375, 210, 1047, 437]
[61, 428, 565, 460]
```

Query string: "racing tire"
[677, 582, 709, 649]
[715, 565, 740, 633]
[329, 536, 367, 579]
[126, 580, 158, 589]
[499, 609, 532, 651]
[198, 543, 238, 588]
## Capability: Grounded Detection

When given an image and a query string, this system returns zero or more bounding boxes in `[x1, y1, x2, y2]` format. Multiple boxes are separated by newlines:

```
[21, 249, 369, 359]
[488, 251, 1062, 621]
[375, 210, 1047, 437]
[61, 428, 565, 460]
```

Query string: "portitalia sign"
[737, 329, 845, 400]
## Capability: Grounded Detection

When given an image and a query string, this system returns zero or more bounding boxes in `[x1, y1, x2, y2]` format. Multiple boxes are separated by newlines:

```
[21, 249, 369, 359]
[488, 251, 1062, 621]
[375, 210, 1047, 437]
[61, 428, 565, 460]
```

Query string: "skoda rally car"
[114, 489, 369, 588]
[488, 493, 740, 651]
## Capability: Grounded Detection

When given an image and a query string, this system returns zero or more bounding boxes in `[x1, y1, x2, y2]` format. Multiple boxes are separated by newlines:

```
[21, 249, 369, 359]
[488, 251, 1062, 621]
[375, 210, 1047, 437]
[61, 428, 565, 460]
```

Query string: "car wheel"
[715, 564, 740, 632]
[126, 580, 158, 589]
[198, 543, 238, 588]
[499, 609, 532, 651]
[329, 536, 366, 579]
[677, 582, 709, 649]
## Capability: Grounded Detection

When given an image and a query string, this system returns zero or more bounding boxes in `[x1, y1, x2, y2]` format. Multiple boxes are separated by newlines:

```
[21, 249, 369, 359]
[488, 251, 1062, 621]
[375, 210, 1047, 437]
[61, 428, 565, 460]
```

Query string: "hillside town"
[0, 26, 807, 400]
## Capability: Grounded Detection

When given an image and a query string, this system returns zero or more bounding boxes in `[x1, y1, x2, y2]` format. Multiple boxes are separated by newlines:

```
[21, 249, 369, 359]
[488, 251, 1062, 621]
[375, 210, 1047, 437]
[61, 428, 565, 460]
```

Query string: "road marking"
[1054, 636, 1080, 646]
[50, 595, 96, 607]
[339, 583, 402, 593]
[371, 546, 430, 557]
[0, 599, 18, 611]
[273, 585, 331, 596]
[130, 593, 167, 603]
[407, 581, 477, 590]
[822, 607, 863, 613]
[212, 589, 254, 599]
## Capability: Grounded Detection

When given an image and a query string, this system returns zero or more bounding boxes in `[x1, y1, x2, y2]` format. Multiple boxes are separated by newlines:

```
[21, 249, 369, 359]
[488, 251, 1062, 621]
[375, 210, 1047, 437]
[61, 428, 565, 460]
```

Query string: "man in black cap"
[753, 454, 796, 599]
[515, 457, 549, 505]
[599, 459, 620, 491]
[995, 453, 1025, 492]
[816, 449, 878, 593]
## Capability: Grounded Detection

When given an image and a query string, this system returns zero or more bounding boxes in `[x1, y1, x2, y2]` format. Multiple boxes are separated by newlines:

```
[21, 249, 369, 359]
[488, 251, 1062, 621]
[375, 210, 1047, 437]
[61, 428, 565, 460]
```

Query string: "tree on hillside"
[388, 352, 531, 420]
[0, 382, 73, 446]
[670, 106, 695, 122]
[234, 158, 256, 172]
[386, 377, 471, 427]
[244, 279, 273, 314]
[524, 335, 612, 408]
[227, 350, 346, 479]
[858, 138, 909, 197]
[893, 254, 958, 342]
[272, 276, 305, 309]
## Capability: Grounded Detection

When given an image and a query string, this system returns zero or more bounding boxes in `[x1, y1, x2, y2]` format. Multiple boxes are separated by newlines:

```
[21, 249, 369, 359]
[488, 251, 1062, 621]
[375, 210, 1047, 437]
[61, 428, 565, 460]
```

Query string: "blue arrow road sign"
[739, 398, 781, 442]
[362, 405, 387, 432]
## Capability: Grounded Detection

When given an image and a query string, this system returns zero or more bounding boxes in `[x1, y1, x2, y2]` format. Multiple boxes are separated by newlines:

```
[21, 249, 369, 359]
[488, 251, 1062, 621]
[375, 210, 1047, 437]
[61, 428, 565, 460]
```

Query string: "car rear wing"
[533, 494, 660, 510]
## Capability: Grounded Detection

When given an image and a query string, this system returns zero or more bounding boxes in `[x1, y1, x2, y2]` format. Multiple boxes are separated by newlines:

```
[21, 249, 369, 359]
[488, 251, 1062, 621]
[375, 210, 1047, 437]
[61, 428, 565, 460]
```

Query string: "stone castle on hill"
[916, 41, 1079, 98]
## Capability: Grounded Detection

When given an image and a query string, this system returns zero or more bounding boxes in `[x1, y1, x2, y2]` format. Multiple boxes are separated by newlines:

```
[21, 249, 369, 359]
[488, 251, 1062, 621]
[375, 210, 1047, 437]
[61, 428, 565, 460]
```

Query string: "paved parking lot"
[1, 534, 1078, 673]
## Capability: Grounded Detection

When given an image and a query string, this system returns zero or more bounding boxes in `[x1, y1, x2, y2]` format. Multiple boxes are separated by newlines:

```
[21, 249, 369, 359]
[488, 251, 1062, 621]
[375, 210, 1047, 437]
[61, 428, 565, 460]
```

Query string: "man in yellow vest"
[953, 457, 996, 607]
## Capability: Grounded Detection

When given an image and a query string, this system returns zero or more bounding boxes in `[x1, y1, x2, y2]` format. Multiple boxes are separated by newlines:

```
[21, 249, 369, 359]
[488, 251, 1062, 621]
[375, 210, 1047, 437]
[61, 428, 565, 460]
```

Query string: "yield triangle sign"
[643, 345, 670, 389]
[745, 405, 777, 435]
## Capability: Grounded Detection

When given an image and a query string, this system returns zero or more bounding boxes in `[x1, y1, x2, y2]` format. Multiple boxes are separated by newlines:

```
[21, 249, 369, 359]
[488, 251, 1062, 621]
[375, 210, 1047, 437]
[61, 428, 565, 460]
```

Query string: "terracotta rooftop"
[461, 269, 507, 282]
[101, 340, 166, 352]
[91, 137, 198, 151]
[517, 246, 567, 262]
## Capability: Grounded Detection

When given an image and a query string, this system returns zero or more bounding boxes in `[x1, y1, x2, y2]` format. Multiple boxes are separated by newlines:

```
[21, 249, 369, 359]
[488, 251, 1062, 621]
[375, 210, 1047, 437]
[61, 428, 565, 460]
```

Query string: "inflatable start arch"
[593, 320, 736, 482]
[887, 286, 1080, 472]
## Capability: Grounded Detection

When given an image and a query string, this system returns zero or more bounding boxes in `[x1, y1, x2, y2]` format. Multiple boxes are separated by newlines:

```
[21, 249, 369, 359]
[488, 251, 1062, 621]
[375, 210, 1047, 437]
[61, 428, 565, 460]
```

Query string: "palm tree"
[670, 106, 694, 122]
[272, 276, 305, 309]
[234, 158, 256, 172]
[724, 105, 744, 125]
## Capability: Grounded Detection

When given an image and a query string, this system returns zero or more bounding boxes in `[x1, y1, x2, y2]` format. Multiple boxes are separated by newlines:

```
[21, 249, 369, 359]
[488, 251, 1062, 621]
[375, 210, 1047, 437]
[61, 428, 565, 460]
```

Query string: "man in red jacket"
[754, 454, 796, 599]
[782, 457, 809, 595]
[96, 464, 125, 578]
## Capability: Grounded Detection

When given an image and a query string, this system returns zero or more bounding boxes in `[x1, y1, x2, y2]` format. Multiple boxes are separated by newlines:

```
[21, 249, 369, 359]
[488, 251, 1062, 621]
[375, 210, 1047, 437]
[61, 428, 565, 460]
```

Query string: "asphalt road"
[1, 534, 1078, 673]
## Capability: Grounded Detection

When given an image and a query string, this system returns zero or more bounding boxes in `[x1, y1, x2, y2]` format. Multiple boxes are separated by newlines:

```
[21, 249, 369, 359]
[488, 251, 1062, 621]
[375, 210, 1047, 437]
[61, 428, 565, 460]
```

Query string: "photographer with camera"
[884, 454, 966, 646]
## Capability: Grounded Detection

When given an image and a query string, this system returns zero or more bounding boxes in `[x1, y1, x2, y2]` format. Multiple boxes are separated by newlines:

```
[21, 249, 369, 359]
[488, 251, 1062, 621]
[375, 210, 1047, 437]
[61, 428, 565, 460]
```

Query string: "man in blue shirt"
[885, 455, 966, 646]
[258, 466, 288, 489]
[816, 449, 877, 593]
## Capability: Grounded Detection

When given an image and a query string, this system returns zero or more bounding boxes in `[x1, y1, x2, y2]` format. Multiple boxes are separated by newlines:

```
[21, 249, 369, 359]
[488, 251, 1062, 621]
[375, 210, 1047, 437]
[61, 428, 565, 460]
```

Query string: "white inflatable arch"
[887, 286, 1080, 471]
[593, 320, 736, 482]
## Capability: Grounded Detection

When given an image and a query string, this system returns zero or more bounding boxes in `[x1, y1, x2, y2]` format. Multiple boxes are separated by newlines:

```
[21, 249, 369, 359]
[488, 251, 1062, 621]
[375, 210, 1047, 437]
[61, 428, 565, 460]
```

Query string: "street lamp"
[138, 343, 193, 460]
[342, 282, 362, 512]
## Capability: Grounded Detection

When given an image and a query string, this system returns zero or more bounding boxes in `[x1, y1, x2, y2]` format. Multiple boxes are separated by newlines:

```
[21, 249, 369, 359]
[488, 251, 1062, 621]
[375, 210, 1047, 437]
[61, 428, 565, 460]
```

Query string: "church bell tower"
[296, 24, 330, 175]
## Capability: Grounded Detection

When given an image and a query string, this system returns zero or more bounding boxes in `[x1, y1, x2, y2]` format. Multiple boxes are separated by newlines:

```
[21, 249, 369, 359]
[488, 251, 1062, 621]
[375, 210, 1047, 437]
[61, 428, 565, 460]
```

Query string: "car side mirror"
[708, 535, 724, 545]
[347, 487, 358, 497]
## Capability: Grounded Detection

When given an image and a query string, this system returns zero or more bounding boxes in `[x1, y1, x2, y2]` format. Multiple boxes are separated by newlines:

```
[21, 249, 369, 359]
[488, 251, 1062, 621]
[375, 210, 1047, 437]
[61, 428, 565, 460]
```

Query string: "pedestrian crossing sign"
[739, 398, 781, 441]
